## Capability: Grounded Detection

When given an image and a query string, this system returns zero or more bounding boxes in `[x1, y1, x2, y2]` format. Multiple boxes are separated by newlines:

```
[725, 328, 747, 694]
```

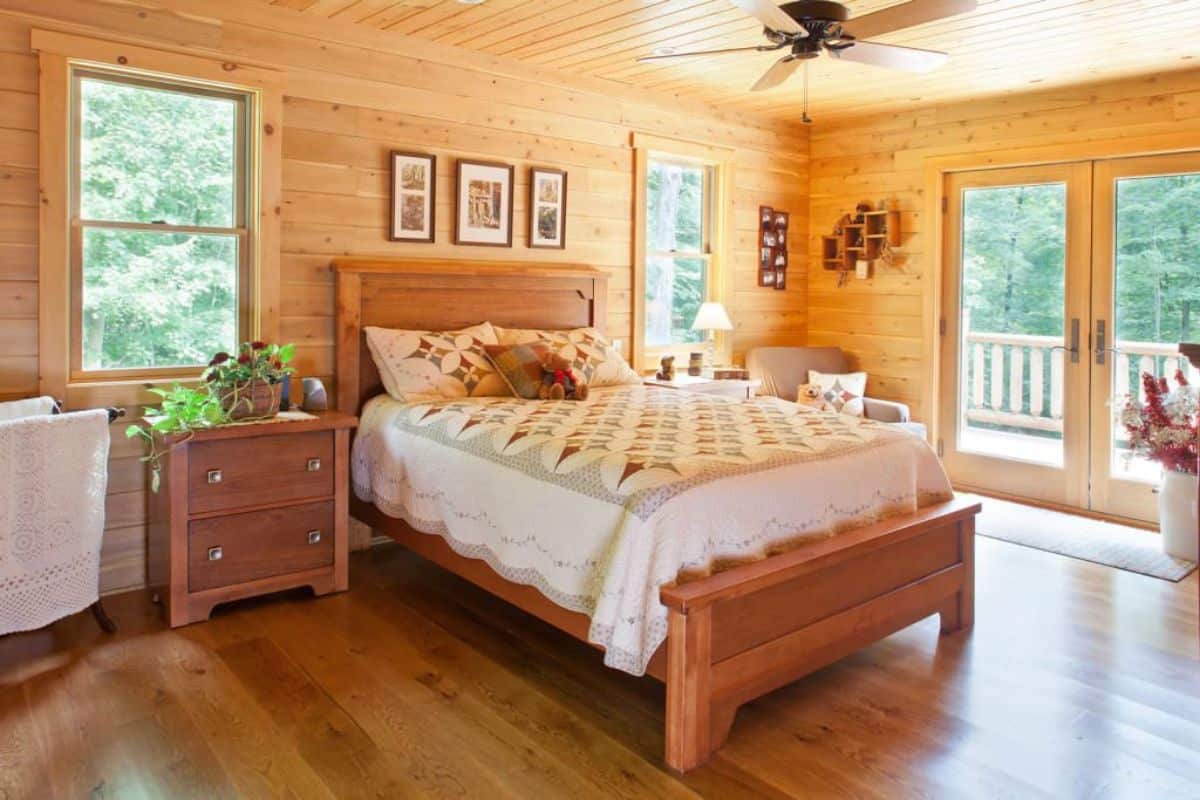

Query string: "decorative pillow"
[364, 322, 507, 400]
[493, 325, 639, 387]
[483, 342, 552, 400]
[807, 370, 867, 417]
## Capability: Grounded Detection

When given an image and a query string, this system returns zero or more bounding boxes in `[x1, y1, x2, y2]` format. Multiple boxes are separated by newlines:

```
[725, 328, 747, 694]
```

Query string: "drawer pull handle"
[306, 458, 322, 472]
[307, 530, 322, 545]
[207, 469, 223, 484]
[207, 546, 223, 561]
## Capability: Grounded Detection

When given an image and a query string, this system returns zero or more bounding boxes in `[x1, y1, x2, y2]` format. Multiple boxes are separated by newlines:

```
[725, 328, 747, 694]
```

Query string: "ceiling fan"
[638, 0, 977, 119]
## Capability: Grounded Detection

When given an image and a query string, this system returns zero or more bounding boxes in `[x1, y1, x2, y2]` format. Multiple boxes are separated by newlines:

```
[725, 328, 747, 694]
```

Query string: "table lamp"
[691, 301, 733, 369]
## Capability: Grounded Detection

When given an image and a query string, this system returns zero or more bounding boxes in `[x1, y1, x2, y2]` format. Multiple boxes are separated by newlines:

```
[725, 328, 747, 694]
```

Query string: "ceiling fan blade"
[636, 44, 781, 62]
[827, 40, 947, 73]
[842, 0, 976, 40]
[729, 0, 806, 36]
[751, 56, 800, 92]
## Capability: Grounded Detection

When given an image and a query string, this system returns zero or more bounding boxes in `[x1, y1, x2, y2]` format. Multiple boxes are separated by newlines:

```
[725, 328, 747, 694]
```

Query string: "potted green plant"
[127, 341, 296, 490]
[205, 341, 295, 420]
[125, 383, 230, 492]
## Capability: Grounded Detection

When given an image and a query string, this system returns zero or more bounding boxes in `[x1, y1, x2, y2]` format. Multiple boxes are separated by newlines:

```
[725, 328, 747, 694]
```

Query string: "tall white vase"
[1158, 470, 1198, 561]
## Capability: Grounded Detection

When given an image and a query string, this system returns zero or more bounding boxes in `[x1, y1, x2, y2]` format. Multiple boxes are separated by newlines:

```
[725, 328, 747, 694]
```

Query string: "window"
[644, 159, 713, 349]
[72, 69, 250, 374]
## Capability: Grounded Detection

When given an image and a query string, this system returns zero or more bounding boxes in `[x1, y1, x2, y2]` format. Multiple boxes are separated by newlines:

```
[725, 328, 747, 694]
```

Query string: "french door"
[941, 153, 1200, 523]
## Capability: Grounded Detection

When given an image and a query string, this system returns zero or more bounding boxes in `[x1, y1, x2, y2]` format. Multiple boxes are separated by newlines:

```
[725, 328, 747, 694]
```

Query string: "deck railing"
[962, 331, 1195, 437]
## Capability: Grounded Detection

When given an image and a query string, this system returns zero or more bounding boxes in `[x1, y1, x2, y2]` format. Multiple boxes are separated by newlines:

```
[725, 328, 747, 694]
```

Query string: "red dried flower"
[237, 353, 251, 364]
[209, 351, 231, 366]
[1122, 371, 1198, 475]
[251, 341, 267, 350]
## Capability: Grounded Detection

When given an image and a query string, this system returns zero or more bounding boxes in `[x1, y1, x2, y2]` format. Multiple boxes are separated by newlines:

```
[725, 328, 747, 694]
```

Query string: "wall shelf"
[822, 205, 900, 272]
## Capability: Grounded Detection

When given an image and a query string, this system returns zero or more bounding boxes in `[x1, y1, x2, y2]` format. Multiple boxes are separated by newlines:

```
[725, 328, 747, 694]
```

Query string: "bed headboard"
[333, 258, 609, 414]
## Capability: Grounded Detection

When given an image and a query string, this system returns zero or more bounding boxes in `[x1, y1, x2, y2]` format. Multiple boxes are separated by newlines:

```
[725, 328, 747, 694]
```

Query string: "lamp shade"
[691, 301, 733, 332]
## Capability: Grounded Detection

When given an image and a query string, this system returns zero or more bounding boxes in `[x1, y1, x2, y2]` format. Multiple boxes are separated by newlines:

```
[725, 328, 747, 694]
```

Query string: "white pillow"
[364, 322, 508, 400]
[808, 370, 867, 417]
[493, 325, 640, 387]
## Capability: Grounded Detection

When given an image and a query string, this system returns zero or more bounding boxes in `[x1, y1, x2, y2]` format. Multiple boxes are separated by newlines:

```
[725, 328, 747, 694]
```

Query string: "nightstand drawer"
[188, 501, 334, 592]
[187, 431, 334, 514]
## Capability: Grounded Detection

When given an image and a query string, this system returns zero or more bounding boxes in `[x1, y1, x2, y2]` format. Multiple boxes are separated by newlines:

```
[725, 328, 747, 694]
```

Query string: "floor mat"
[970, 495, 1197, 581]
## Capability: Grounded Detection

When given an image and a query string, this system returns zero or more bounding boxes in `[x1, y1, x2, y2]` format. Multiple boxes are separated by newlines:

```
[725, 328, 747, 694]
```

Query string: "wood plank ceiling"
[261, 0, 1200, 123]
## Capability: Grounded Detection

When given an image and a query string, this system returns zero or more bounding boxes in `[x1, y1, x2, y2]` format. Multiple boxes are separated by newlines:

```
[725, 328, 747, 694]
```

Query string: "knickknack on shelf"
[758, 205, 789, 290]
[822, 201, 901, 287]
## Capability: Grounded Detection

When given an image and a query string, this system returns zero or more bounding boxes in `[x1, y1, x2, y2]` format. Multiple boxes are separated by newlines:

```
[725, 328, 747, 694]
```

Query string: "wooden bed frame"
[334, 257, 980, 772]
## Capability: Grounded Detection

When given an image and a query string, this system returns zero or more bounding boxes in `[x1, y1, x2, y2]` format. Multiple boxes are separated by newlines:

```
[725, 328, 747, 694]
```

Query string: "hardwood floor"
[2, 537, 1197, 799]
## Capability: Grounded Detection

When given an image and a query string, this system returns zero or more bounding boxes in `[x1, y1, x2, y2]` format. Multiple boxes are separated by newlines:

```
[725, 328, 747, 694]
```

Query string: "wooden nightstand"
[644, 374, 762, 400]
[147, 411, 358, 627]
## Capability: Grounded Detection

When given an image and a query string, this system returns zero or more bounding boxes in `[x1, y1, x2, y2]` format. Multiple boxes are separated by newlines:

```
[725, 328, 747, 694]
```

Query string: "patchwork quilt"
[352, 384, 953, 675]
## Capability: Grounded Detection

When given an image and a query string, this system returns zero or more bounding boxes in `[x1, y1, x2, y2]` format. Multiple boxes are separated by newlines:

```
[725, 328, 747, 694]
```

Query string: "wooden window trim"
[632, 133, 734, 372]
[33, 29, 282, 408]
[69, 68, 252, 381]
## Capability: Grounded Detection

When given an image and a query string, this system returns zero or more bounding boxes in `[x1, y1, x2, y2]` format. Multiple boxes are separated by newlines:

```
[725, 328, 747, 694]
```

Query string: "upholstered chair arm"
[862, 396, 911, 423]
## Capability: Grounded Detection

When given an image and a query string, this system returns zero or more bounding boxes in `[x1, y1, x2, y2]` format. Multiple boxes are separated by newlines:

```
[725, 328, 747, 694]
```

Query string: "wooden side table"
[644, 374, 762, 400]
[147, 411, 358, 627]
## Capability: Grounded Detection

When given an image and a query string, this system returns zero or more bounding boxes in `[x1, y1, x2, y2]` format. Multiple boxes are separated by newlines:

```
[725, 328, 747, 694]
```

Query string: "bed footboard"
[659, 497, 979, 772]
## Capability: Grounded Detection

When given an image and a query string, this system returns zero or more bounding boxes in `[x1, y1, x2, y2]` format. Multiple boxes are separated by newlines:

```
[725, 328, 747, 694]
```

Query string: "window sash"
[647, 158, 713, 257]
[68, 66, 253, 380]
[644, 160, 716, 351]
[647, 249, 709, 260]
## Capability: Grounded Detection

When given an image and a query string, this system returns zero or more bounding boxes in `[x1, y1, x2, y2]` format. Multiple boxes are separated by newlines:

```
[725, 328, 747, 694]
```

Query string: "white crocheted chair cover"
[0, 408, 110, 635]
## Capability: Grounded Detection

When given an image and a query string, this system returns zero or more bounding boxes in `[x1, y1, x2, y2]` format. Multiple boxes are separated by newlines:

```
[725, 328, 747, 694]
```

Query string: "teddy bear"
[796, 383, 833, 412]
[539, 350, 589, 401]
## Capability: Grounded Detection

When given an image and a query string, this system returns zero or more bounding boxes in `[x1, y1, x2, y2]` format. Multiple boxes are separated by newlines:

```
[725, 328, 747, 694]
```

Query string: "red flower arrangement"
[204, 341, 295, 387]
[1120, 370, 1198, 475]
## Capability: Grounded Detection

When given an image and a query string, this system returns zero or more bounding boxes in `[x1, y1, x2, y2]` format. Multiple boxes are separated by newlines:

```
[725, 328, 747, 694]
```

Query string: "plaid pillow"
[484, 343, 551, 399]
[493, 325, 639, 387]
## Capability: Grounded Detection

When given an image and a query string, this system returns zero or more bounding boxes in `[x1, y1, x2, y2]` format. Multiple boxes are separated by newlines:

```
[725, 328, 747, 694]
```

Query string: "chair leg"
[90, 600, 117, 634]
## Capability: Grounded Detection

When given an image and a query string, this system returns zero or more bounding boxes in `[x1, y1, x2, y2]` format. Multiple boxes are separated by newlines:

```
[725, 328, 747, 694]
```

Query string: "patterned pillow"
[484, 342, 551, 399]
[808, 370, 867, 417]
[494, 325, 639, 387]
[364, 322, 507, 400]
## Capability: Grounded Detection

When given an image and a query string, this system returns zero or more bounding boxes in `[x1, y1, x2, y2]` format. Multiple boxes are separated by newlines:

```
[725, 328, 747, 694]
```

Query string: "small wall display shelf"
[821, 202, 901, 280]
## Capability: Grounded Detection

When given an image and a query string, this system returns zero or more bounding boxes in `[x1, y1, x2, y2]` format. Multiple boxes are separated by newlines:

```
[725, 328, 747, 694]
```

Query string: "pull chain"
[801, 60, 812, 125]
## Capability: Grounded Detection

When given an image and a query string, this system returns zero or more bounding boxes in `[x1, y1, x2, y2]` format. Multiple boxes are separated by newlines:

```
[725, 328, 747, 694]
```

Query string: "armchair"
[745, 347, 926, 437]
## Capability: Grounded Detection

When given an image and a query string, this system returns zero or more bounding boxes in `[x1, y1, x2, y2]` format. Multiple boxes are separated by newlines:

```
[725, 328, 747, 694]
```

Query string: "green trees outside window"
[77, 74, 246, 371]
[645, 160, 709, 347]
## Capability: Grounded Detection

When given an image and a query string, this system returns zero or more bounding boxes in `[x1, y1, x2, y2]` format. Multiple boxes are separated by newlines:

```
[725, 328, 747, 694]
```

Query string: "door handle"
[1050, 318, 1080, 364]
[1094, 320, 1120, 365]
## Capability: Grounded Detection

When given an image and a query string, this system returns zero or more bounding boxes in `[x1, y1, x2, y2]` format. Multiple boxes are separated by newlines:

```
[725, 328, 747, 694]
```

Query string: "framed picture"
[528, 167, 567, 249]
[389, 151, 435, 242]
[454, 159, 514, 247]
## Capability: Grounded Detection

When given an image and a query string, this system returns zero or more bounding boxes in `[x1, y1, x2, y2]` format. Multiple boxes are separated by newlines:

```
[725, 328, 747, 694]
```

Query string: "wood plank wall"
[807, 68, 1200, 426]
[0, 1, 808, 594]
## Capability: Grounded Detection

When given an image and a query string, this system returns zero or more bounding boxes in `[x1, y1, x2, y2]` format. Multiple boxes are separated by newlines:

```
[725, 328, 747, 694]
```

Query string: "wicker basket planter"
[220, 380, 281, 420]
